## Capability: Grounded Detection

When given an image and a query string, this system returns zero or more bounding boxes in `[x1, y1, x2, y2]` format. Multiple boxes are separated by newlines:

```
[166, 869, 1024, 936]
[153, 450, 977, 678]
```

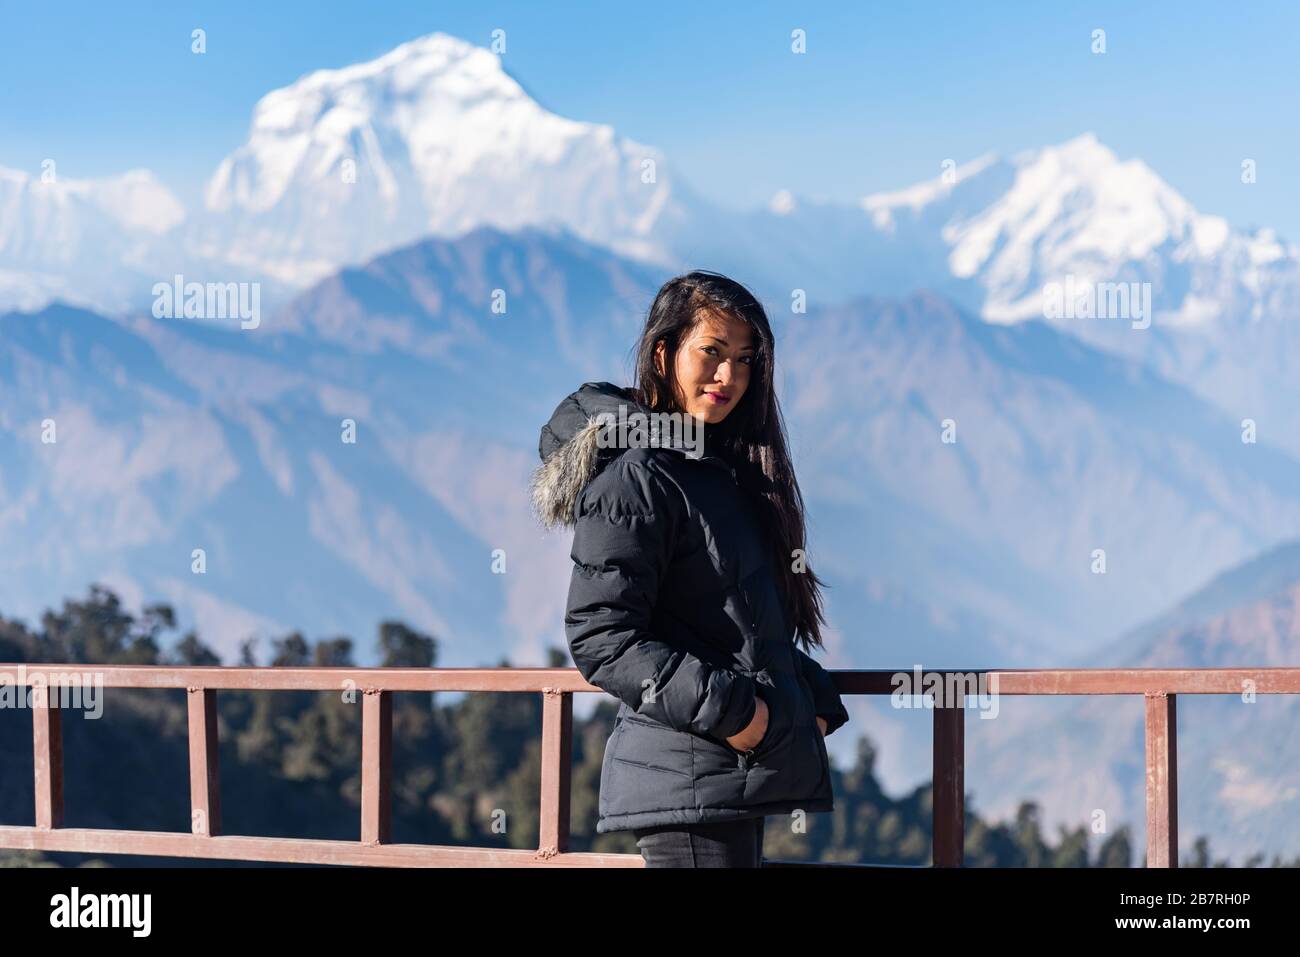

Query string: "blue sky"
[2, 0, 1298, 236]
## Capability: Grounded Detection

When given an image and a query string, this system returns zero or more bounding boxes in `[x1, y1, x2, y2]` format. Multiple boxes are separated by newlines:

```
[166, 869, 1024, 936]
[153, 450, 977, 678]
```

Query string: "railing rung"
[1144, 691, 1179, 867]
[537, 688, 572, 859]
[932, 693, 965, 867]
[32, 690, 64, 830]
[361, 689, 392, 845]
[187, 687, 222, 836]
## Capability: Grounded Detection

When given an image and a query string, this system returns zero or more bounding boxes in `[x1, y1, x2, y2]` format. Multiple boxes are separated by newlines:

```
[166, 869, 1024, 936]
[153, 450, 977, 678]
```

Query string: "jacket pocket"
[731, 668, 793, 764]
[742, 665, 828, 805]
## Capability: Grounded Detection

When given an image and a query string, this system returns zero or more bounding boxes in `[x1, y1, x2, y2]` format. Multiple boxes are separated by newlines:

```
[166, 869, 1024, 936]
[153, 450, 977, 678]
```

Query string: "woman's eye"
[702, 346, 754, 364]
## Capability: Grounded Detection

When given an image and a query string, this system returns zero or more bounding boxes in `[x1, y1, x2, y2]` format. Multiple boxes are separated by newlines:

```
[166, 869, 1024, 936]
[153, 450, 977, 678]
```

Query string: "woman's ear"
[653, 339, 666, 377]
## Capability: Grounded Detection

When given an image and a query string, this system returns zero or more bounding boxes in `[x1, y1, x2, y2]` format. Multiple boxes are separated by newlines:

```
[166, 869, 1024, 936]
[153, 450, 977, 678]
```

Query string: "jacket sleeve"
[564, 458, 759, 740]
[795, 646, 850, 736]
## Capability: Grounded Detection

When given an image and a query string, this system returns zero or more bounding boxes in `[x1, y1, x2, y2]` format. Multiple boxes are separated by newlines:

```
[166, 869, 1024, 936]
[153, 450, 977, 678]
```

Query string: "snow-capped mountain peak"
[198, 30, 681, 284]
[989, 130, 1200, 265]
[204, 33, 527, 215]
[856, 131, 1291, 325]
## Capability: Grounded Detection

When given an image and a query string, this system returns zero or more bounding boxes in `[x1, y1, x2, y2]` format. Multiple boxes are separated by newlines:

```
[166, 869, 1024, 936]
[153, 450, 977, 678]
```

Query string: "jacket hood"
[531, 381, 637, 530]
[531, 381, 732, 530]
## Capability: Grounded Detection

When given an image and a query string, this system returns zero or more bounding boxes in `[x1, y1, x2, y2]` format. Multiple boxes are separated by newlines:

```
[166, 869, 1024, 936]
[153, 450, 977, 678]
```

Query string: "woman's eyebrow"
[703, 336, 755, 350]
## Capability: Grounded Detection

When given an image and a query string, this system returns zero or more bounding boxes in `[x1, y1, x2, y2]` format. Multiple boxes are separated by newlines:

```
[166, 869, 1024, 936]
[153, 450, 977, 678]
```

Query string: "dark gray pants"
[632, 817, 766, 868]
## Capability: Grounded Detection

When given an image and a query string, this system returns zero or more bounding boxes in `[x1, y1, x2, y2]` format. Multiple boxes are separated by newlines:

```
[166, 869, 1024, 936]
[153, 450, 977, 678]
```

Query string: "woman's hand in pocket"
[725, 697, 769, 751]
[816, 716, 828, 737]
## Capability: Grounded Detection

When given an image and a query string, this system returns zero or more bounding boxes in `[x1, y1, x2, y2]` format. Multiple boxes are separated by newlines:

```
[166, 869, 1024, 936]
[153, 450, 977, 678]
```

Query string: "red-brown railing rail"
[1, 665, 1296, 867]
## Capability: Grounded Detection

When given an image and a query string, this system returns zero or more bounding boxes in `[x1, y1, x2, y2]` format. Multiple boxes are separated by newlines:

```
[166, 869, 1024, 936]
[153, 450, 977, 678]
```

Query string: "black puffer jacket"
[531, 381, 850, 833]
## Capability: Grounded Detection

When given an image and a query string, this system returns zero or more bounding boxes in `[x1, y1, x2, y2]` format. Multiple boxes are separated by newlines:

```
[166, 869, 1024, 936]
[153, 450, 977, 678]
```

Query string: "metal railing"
[2, 664, 1296, 867]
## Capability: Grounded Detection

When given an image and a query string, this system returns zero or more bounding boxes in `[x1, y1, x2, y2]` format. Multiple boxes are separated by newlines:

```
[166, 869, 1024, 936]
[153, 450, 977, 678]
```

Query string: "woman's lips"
[704, 392, 731, 404]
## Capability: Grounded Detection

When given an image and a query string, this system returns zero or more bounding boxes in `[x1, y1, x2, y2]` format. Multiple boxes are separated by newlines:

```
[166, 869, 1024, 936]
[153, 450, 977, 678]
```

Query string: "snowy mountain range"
[7, 32, 1300, 436]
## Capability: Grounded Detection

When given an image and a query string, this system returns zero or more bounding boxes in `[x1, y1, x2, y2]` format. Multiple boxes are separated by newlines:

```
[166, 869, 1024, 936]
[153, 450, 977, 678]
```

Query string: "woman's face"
[655, 309, 755, 424]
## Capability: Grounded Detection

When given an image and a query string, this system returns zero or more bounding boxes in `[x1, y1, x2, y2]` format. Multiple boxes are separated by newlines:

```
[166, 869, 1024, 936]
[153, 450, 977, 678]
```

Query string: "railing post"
[932, 682, 965, 867]
[32, 685, 64, 830]
[361, 689, 392, 845]
[187, 687, 222, 836]
[537, 688, 572, 860]
[1144, 691, 1178, 867]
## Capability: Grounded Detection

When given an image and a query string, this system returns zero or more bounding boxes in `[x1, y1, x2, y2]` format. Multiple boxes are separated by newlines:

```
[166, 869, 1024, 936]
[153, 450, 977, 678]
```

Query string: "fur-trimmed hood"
[530, 381, 734, 530]
[530, 382, 649, 530]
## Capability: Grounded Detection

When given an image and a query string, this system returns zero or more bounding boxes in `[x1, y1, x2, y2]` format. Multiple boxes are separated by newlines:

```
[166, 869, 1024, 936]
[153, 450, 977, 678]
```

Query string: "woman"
[531, 270, 850, 867]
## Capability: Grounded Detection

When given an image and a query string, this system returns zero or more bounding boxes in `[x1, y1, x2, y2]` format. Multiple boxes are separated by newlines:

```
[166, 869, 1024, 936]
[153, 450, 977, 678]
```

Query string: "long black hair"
[628, 270, 830, 653]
